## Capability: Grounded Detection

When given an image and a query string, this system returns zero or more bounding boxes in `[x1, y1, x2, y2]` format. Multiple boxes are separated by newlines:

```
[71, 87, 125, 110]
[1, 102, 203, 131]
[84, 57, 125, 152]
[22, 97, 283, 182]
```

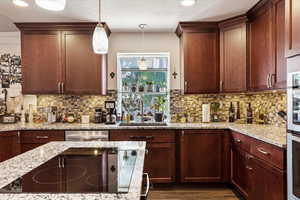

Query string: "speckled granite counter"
[0, 122, 287, 148]
[0, 141, 146, 200]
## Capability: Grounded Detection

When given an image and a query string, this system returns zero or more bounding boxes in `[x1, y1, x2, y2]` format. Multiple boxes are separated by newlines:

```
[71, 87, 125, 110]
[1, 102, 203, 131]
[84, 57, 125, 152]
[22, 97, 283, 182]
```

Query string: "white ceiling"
[0, 0, 260, 32]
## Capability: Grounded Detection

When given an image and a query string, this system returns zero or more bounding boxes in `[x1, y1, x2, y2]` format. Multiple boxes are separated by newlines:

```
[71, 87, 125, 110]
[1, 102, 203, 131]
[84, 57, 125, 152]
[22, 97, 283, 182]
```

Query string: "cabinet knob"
[234, 138, 241, 143]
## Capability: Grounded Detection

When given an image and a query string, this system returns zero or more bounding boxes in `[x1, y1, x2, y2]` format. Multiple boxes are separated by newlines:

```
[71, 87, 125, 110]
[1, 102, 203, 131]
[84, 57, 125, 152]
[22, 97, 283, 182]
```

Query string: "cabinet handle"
[246, 154, 253, 160]
[141, 173, 150, 198]
[58, 157, 61, 168]
[270, 74, 275, 88]
[36, 136, 49, 139]
[234, 138, 241, 143]
[220, 81, 223, 92]
[257, 148, 270, 155]
[61, 82, 64, 94]
[266, 74, 270, 88]
[246, 166, 253, 171]
[184, 81, 188, 92]
[58, 82, 61, 93]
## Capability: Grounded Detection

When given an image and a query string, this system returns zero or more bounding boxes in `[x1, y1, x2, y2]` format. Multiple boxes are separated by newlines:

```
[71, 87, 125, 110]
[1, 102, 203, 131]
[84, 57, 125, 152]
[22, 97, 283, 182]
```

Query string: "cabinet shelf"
[121, 68, 168, 72]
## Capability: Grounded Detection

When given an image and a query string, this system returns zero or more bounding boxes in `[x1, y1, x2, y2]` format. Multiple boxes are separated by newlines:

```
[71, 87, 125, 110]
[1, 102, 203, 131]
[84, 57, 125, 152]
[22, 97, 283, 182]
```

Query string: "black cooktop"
[0, 148, 137, 194]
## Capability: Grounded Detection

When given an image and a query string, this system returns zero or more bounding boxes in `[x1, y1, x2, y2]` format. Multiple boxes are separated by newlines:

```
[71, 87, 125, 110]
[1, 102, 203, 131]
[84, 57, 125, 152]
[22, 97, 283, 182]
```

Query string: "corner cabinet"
[176, 22, 220, 94]
[15, 23, 110, 95]
[219, 16, 247, 93]
[285, 0, 300, 58]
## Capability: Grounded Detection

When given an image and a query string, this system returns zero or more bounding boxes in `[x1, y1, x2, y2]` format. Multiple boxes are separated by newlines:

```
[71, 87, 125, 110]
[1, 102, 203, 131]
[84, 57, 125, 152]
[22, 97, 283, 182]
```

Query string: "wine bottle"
[247, 103, 253, 124]
[229, 102, 235, 123]
[236, 102, 241, 120]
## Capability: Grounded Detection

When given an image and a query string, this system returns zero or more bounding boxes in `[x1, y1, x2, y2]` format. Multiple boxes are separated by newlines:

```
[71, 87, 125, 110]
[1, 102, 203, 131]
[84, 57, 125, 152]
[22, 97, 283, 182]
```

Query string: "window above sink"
[117, 53, 170, 124]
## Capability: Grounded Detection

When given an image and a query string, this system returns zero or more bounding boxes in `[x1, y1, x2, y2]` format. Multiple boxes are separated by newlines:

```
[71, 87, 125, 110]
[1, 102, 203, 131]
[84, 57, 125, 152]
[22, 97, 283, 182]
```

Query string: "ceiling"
[0, 0, 260, 32]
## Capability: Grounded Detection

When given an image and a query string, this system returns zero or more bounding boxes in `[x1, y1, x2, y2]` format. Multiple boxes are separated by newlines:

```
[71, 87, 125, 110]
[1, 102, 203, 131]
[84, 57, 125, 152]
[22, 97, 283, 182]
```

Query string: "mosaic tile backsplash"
[37, 91, 287, 127]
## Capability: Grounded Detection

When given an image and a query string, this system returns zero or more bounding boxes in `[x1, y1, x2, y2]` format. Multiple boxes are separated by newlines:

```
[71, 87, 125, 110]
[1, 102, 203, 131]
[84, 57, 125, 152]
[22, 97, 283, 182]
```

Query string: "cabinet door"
[230, 147, 250, 199]
[144, 143, 175, 183]
[220, 23, 247, 92]
[249, 6, 275, 91]
[274, 0, 287, 89]
[249, 157, 286, 200]
[0, 131, 21, 162]
[285, 0, 300, 57]
[183, 32, 219, 94]
[180, 130, 224, 182]
[62, 31, 107, 95]
[21, 31, 62, 94]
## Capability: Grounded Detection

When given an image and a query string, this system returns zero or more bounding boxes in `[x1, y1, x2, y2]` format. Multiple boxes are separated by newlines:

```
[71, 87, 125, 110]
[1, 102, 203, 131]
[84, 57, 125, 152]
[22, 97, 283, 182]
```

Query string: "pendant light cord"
[99, 0, 102, 25]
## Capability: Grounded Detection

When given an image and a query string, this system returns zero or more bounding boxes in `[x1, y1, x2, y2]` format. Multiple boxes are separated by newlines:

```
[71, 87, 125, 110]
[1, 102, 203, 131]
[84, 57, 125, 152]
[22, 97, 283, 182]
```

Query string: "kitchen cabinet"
[248, 0, 286, 90]
[230, 147, 250, 199]
[0, 131, 21, 162]
[109, 130, 176, 183]
[219, 17, 247, 92]
[21, 130, 65, 153]
[62, 31, 107, 94]
[15, 23, 109, 95]
[248, 157, 286, 200]
[180, 130, 229, 183]
[285, 0, 300, 57]
[20, 31, 62, 94]
[176, 22, 220, 94]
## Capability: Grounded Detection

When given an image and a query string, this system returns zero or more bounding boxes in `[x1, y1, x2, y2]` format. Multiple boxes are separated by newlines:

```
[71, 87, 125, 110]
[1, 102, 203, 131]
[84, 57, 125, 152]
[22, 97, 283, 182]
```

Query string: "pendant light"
[138, 24, 147, 70]
[92, 0, 108, 54]
[13, 0, 29, 7]
[35, 0, 66, 11]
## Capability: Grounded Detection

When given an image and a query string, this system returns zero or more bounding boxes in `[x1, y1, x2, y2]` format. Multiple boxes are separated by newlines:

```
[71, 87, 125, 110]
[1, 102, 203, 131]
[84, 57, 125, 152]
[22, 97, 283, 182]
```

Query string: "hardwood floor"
[148, 185, 242, 200]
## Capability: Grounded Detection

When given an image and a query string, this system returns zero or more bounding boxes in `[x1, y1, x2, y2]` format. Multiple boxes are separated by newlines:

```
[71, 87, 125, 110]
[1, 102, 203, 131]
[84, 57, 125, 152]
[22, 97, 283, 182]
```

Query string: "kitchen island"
[0, 141, 146, 200]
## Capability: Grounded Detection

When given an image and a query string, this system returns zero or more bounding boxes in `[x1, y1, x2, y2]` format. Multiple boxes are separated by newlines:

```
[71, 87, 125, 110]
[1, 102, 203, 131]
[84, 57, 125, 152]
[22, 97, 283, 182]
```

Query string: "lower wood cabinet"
[180, 130, 229, 183]
[248, 157, 286, 200]
[21, 130, 65, 153]
[110, 130, 176, 183]
[0, 131, 21, 162]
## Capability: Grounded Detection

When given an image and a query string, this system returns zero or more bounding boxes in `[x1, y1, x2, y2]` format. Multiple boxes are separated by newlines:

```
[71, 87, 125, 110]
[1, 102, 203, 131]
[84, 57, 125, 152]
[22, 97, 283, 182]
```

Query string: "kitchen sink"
[118, 122, 167, 127]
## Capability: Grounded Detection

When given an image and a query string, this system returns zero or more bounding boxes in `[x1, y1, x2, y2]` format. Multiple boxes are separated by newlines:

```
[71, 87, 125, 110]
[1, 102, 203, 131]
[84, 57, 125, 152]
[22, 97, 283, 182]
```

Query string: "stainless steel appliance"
[288, 133, 300, 200]
[288, 71, 300, 132]
[65, 131, 109, 141]
[105, 101, 117, 125]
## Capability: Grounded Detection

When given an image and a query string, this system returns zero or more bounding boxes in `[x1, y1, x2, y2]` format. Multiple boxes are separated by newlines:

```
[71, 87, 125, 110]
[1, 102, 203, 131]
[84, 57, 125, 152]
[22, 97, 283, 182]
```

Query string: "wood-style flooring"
[148, 185, 242, 200]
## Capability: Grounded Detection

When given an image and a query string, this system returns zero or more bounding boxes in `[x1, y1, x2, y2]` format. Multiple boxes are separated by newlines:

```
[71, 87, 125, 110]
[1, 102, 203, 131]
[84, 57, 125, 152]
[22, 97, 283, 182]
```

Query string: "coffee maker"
[105, 101, 116, 124]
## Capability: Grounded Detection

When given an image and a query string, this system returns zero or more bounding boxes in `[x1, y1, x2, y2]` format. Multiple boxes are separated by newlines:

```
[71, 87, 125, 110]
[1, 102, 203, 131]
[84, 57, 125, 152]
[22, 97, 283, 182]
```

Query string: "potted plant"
[146, 81, 153, 92]
[152, 96, 166, 122]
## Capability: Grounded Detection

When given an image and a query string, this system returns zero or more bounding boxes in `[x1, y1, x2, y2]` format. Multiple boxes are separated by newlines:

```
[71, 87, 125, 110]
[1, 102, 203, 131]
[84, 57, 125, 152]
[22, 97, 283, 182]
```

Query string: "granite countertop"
[0, 141, 146, 200]
[0, 122, 287, 148]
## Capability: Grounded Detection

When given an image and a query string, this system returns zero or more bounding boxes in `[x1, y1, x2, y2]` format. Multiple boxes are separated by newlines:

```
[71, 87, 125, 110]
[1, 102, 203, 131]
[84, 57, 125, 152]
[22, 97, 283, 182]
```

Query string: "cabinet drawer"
[21, 131, 65, 144]
[110, 130, 175, 143]
[231, 132, 251, 152]
[250, 139, 285, 170]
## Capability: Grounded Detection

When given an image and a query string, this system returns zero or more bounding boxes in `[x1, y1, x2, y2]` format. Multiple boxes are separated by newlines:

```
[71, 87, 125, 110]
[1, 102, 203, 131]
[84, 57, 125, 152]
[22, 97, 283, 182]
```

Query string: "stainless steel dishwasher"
[65, 131, 109, 141]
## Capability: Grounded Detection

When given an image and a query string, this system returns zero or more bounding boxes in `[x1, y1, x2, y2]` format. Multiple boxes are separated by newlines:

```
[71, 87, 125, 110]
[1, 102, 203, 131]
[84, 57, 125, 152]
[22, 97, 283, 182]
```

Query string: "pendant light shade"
[93, 23, 108, 54]
[93, 0, 108, 54]
[35, 0, 66, 11]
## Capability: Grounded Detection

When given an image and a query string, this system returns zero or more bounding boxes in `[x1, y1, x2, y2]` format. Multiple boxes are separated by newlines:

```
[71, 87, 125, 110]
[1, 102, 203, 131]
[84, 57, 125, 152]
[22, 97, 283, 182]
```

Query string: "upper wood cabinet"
[16, 23, 110, 95]
[21, 31, 62, 94]
[247, 0, 286, 90]
[176, 22, 220, 94]
[285, 0, 300, 57]
[62, 31, 107, 95]
[219, 16, 247, 93]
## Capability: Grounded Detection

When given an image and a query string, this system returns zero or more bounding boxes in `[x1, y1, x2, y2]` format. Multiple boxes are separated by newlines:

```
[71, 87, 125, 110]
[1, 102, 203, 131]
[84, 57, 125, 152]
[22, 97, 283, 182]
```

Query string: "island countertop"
[0, 141, 146, 200]
[0, 122, 287, 148]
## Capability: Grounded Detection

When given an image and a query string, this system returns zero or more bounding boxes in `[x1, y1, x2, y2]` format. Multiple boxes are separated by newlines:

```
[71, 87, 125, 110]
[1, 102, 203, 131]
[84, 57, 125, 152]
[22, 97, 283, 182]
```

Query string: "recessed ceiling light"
[181, 0, 196, 7]
[13, 0, 29, 7]
[35, 0, 66, 11]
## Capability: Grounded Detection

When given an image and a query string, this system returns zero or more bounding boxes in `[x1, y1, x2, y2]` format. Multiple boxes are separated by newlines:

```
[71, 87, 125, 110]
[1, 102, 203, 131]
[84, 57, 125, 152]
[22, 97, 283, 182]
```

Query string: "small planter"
[154, 112, 164, 122]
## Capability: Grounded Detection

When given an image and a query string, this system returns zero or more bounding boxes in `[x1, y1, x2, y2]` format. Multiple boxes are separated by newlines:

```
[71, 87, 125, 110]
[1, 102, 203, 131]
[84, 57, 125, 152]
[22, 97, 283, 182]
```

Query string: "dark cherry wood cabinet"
[20, 31, 62, 94]
[62, 31, 107, 95]
[248, 0, 286, 90]
[219, 17, 247, 92]
[0, 131, 21, 162]
[285, 0, 300, 57]
[179, 130, 229, 183]
[109, 130, 176, 183]
[176, 22, 220, 94]
[15, 23, 109, 95]
[248, 157, 286, 200]
[20, 130, 65, 153]
[230, 147, 250, 199]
